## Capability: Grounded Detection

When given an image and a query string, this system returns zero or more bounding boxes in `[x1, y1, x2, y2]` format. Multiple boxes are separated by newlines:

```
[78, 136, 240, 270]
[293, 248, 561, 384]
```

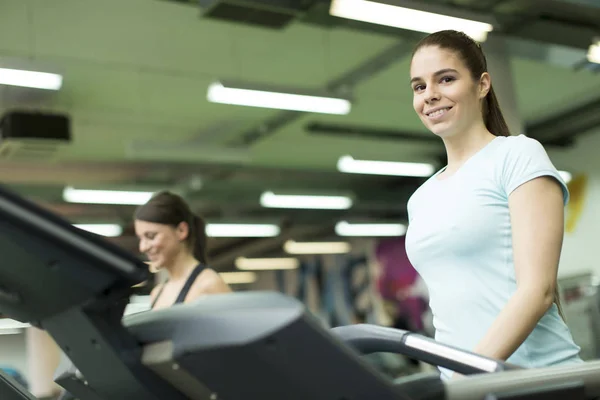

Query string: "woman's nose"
[424, 86, 440, 103]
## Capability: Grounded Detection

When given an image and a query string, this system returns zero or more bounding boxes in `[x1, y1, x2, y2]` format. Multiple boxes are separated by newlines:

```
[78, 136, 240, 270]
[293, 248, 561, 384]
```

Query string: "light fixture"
[559, 170, 573, 184]
[260, 191, 353, 210]
[0, 319, 30, 334]
[0, 328, 23, 335]
[63, 187, 154, 205]
[0, 67, 63, 90]
[337, 155, 435, 177]
[283, 240, 351, 254]
[335, 221, 407, 237]
[207, 81, 351, 115]
[205, 223, 280, 238]
[74, 223, 123, 237]
[329, 0, 494, 42]
[587, 40, 600, 64]
[220, 271, 258, 284]
[235, 257, 299, 270]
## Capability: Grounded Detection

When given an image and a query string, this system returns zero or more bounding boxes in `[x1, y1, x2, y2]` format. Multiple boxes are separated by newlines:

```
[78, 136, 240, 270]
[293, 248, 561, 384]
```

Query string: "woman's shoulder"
[488, 134, 555, 175]
[495, 134, 547, 156]
[193, 267, 232, 294]
[197, 266, 219, 282]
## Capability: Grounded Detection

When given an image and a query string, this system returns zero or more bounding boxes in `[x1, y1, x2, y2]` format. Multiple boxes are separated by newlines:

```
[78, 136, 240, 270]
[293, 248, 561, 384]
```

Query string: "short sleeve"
[501, 135, 569, 205]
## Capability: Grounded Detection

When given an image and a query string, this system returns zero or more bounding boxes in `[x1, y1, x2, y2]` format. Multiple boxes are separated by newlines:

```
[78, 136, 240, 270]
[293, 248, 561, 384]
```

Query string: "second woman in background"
[134, 191, 231, 310]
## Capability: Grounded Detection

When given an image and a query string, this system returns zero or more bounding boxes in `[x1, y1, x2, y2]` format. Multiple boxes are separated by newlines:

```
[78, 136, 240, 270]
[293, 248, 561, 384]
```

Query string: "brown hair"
[134, 191, 208, 265]
[412, 30, 510, 137]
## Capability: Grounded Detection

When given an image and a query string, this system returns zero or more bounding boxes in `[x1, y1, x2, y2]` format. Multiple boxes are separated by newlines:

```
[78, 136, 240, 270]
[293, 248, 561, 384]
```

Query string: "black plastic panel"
[0, 184, 148, 322]
[0, 370, 36, 400]
[125, 291, 410, 400]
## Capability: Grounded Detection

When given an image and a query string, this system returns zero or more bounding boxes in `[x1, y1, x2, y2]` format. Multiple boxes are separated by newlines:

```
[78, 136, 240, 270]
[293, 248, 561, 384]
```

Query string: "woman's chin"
[422, 118, 456, 137]
[429, 126, 458, 139]
[147, 261, 163, 273]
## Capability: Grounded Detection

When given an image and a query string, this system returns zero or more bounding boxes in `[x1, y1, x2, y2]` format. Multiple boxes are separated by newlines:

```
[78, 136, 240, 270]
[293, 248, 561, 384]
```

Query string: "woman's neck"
[164, 252, 199, 282]
[442, 122, 496, 172]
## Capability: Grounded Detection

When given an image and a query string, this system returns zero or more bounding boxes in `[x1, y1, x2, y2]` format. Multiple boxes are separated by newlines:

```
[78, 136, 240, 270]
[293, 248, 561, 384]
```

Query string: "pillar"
[25, 327, 61, 398]
[482, 34, 524, 136]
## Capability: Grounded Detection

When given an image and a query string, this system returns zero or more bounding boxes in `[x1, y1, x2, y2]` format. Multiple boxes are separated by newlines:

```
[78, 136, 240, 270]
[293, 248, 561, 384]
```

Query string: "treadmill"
[0, 185, 186, 400]
[0, 369, 36, 400]
[0, 183, 598, 400]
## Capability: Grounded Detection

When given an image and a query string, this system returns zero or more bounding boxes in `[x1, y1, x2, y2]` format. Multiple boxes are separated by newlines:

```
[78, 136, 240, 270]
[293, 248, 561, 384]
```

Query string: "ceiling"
[1, 0, 600, 272]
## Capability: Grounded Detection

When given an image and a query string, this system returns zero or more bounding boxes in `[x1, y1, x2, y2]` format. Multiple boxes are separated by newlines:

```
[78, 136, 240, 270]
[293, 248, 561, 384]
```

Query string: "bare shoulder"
[186, 268, 232, 301]
[199, 268, 232, 293]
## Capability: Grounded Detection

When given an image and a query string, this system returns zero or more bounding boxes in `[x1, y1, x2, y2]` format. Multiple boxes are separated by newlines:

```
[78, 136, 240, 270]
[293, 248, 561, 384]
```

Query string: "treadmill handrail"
[332, 324, 521, 375]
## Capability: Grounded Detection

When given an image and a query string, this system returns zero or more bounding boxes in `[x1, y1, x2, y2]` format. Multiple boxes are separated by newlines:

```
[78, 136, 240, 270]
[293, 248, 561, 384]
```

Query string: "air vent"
[0, 111, 71, 161]
[0, 139, 64, 161]
[198, 0, 311, 29]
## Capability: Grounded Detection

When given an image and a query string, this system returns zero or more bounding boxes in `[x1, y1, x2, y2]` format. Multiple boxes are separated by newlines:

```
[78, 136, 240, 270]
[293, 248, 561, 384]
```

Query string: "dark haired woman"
[134, 191, 231, 310]
[404, 30, 582, 379]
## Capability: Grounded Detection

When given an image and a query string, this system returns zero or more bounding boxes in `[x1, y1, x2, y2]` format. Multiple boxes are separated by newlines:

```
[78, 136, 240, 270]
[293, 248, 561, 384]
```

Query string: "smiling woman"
[133, 191, 231, 310]
[404, 30, 582, 380]
[409, 30, 510, 147]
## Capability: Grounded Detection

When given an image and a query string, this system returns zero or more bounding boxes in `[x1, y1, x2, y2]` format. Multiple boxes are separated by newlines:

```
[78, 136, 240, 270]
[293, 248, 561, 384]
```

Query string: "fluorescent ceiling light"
[235, 257, 299, 270]
[587, 41, 600, 64]
[220, 271, 258, 284]
[0, 67, 63, 90]
[329, 0, 493, 42]
[0, 319, 30, 334]
[559, 170, 572, 184]
[205, 223, 280, 237]
[0, 328, 23, 335]
[337, 155, 435, 177]
[207, 81, 351, 115]
[74, 223, 123, 237]
[63, 187, 154, 205]
[260, 191, 353, 210]
[284, 240, 351, 254]
[335, 221, 407, 237]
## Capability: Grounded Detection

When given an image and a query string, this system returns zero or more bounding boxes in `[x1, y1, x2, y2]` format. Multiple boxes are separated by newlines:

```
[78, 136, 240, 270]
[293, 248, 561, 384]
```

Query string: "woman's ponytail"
[191, 214, 208, 265]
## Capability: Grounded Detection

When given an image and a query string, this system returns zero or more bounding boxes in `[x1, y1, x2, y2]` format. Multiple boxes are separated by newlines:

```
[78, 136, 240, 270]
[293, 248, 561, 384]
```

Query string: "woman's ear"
[479, 72, 491, 99]
[176, 221, 190, 241]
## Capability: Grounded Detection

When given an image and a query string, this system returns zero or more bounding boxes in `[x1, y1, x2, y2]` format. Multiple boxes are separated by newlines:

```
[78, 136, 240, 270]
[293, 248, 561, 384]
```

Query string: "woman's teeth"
[427, 107, 450, 118]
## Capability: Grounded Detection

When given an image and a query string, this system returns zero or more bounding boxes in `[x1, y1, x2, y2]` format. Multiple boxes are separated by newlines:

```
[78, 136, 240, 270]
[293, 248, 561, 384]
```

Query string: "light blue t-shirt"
[404, 134, 582, 379]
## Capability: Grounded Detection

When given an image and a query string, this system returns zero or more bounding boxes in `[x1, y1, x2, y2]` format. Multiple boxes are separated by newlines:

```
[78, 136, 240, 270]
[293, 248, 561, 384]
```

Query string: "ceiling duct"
[496, 0, 600, 29]
[305, 122, 439, 145]
[127, 140, 252, 165]
[198, 0, 316, 29]
[0, 111, 71, 162]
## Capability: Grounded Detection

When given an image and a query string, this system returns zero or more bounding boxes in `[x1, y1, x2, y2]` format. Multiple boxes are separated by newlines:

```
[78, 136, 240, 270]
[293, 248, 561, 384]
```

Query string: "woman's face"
[410, 45, 489, 139]
[134, 220, 188, 270]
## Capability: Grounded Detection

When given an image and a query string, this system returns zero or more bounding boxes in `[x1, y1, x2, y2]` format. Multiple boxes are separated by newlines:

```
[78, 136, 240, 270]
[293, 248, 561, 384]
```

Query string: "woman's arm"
[471, 175, 565, 361]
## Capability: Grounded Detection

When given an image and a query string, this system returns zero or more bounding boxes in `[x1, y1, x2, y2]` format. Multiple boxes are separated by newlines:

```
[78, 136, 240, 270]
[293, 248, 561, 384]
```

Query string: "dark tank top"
[151, 264, 205, 309]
